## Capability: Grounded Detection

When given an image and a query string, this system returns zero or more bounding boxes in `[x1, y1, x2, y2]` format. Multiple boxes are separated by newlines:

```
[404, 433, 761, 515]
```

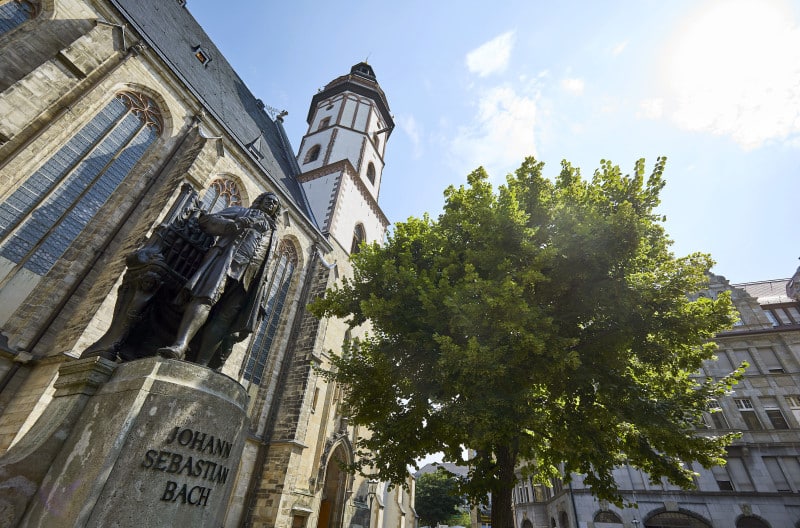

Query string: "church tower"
[297, 62, 394, 253]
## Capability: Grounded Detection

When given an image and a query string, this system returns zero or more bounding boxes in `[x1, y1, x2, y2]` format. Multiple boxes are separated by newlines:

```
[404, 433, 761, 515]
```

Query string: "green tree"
[311, 157, 741, 528]
[415, 471, 464, 527]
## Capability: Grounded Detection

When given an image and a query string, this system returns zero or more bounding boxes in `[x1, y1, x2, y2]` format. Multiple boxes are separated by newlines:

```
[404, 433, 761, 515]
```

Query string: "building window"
[646, 511, 711, 527]
[351, 223, 366, 254]
[366, 162, 376, 185]
[193, 46, 211, 66]
[242, 241, 298, 385]
[594, 511, 622, 524]
[757, 347, 784, 373]
[0, 91, 162, 276]
[305, 144, 321, 163]
[786, 395, 800, 424]
[0, 0, 39, 36]
[318, 117, 330, 130]
[704, 399, 730, 429]
[201, 178, 242, 213]
[734, 398, 763, 430]
[762, 304, 800, 326]
[763, 400, 790, 429]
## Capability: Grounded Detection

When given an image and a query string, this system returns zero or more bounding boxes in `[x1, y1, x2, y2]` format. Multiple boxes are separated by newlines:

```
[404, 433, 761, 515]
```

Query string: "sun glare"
[663, 0, 800, 148]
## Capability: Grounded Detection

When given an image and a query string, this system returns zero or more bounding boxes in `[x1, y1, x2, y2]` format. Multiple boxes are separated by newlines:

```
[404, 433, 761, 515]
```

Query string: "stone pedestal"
[1, 356, 249, 527]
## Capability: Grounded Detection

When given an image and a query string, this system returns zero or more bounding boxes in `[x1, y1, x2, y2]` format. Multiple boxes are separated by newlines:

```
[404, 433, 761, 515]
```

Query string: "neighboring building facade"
[0, 1, 413, 527]
[512, 270, 800, 528]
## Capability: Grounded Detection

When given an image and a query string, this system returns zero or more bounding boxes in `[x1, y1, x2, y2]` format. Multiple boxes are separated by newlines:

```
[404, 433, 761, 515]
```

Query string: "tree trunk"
[490, 445, 517, 528]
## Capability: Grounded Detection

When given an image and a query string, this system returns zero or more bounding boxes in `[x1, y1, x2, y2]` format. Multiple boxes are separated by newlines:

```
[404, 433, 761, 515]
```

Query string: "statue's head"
[252, 192, 280, 217]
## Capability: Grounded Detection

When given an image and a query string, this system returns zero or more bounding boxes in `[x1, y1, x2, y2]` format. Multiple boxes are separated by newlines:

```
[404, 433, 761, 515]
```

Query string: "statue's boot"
[158, 302, 210, 361]
[157, 345, 186, 360]
[81, 346, 118, 361]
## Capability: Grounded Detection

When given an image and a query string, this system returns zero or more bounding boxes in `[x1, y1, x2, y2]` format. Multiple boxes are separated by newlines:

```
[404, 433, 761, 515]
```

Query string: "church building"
[0, 0, 413, 526]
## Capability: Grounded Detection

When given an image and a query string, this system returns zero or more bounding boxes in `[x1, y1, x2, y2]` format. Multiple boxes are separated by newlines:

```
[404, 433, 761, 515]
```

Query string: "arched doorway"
[317, 444, 350, 528]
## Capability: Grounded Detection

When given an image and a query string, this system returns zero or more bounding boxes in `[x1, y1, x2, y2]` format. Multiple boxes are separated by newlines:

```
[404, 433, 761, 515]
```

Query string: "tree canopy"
[415, 470, 465, 527]
[310, 157, 740, 528]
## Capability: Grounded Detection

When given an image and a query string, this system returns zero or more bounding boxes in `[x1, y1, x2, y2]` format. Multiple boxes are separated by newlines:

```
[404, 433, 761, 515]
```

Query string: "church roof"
[108, 0, 319, 228]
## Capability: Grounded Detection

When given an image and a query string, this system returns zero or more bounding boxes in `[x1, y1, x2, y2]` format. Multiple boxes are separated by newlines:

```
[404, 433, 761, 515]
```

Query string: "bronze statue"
[82, 188, 280, 369]
[158, 192, 279, 364]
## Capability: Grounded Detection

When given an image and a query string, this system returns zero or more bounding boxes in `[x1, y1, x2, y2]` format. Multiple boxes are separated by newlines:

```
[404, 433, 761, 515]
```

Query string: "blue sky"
[188, 0, 799, 285]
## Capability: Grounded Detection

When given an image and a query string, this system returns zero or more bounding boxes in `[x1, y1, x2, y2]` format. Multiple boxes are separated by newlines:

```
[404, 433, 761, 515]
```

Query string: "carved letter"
[161, 481, 178, 502]
[202, 461, 217, 480]
[188, 485, 204, 505]
[178, 428, 193, 446]
[198, 486, 212, 507]
[167, 453, 183, 473]
[192, 431, 207, 451]
[142, 449, 157, 468]
[155, 450, 170, 471]
[202, 435, 216, 455]
[175, 483, 189, 504]
[165, 426, 180, 444]
[214, 464, 229, 484]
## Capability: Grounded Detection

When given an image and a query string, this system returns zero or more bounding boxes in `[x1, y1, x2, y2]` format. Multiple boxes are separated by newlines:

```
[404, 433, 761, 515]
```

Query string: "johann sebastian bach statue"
[82, 189, 280, 369]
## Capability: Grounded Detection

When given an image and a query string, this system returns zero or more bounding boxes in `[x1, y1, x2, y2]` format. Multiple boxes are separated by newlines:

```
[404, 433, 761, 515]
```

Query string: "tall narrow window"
[762, 398, 789, 429]
[0, 0, 38, 36]
[786, 395, 800, 424]
[734, 398, 763, 430]
[201, 178, 242, 213]
[704, 399, 730, 429]
[242, 241, 298, 385]
[0, 91, 162, 276]
[366, 162, 376, 185]
[351, 223, 366, 254]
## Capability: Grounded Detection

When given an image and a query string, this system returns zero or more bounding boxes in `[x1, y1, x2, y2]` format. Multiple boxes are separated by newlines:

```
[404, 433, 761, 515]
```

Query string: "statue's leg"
[81, 267, 163, 359]
[158, 300, 211, 360]
[195, 289, 243, 367]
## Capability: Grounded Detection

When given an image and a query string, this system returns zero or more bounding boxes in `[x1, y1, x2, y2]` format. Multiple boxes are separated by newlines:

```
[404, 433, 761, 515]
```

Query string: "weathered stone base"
[0, 356, 249, 527]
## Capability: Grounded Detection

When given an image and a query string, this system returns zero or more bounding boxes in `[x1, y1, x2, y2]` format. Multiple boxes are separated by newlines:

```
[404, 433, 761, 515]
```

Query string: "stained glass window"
[0, 91, 162, 275]
[243, 241, 298, 385]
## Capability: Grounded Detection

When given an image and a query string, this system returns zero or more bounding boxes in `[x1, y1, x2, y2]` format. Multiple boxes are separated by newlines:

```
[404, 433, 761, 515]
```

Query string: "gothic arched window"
[305, 144, 321, 163]
[201, 178, 242, 213]
[366, 162, 376, 185]
[242, 241, 298, 385]
[0, 91, 162, 276]
[0, 0, 39, 36]
[351, 223, 366, 254]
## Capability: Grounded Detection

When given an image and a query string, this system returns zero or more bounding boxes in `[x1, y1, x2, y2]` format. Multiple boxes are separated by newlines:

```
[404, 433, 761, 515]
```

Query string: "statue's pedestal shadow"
[0, 356, 248, 528]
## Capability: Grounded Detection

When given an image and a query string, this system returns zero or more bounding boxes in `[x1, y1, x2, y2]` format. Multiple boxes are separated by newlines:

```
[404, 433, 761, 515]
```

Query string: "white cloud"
[450, 84, 539, 176]
[611, 40, 628, 56]
[466, 31, 515, 77]
[637, 98, 664, 120]
[560, 78, 585, 96]
[396, 114, 423, 159]
[664, 0, 800, 149]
